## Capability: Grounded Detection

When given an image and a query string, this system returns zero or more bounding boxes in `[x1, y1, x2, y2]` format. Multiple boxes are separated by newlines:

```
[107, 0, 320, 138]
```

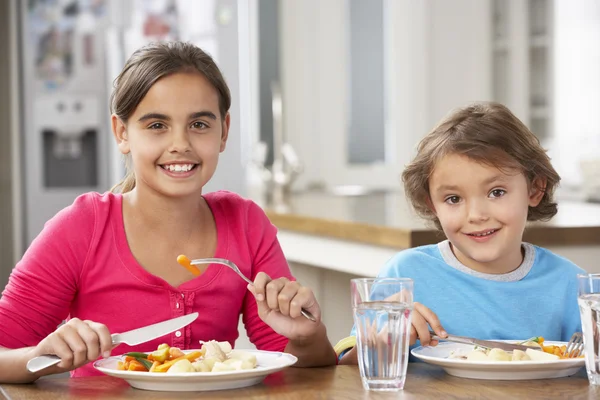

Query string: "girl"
[0, 41, 336, 383]
[338, 102, 584, 364]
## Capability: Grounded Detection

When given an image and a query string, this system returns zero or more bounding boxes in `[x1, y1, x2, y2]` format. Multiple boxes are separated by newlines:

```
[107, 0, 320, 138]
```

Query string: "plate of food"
[93, 341, 297, 391]
[411, 338, 584, 380]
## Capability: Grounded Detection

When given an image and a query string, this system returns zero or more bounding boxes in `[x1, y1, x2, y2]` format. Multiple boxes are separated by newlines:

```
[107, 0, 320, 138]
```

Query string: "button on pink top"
[0, 191, 291, 376]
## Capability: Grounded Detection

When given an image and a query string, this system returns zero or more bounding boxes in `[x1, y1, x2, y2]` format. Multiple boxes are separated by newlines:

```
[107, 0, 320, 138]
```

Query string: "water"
[353, 301, 412, 391]
[578, 294, 600, 385]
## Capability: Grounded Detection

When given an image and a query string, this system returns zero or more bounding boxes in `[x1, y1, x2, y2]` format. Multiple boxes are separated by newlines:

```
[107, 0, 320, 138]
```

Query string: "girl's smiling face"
[112, 71, 229, 198]
[428, 153, 545, 274]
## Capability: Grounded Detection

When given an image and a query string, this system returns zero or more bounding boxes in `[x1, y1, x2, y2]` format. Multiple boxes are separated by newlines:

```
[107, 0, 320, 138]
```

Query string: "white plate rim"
[93, 349, 298, 379]
[411, 340, 585, 368]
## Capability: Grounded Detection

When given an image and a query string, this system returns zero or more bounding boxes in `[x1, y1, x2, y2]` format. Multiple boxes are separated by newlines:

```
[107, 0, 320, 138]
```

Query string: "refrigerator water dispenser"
[34, 96, 100, 188]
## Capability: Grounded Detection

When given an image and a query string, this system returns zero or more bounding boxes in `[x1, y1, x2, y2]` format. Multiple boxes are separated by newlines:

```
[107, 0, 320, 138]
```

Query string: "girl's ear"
[112, 114, 130, 154]
[219, 112, 230, 153]
[529, 177, 547, 207]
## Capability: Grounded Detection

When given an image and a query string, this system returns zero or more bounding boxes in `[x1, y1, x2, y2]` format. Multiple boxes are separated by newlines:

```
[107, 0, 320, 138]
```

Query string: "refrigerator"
[12, 0, 250, 258]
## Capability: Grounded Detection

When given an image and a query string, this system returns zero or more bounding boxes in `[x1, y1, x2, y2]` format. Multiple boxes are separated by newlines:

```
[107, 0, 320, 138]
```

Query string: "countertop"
[258, 191, 600, 249]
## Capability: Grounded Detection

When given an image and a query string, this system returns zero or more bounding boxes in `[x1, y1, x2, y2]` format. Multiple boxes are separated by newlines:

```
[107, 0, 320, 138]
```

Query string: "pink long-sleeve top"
[0, 191, 291, 377]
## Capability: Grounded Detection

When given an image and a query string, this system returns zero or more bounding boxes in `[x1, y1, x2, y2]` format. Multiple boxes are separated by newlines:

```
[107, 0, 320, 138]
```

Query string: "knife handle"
[27, 335, 120, 374]
[26, 355, 61, 373]
[428, 330, 474, 345]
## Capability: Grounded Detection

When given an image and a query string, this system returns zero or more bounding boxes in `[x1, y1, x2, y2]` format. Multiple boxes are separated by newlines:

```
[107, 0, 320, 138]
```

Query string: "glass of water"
[578, 273, 600, 385]
[351, 277, 413, 391]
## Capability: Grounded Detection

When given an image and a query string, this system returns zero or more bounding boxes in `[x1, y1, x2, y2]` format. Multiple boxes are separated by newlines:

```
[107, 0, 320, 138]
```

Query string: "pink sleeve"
[241, 201, 291, 352]
[0, 194, 96, 348]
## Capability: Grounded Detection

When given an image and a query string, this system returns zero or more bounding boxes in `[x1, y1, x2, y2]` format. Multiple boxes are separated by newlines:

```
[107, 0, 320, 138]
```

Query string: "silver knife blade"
[430, 331, 537, 352]
[112, 312, 198, 346]
[470, 338, 536, 352]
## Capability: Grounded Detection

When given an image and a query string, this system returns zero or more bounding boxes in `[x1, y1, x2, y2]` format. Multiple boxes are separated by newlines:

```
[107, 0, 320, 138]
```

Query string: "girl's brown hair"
[402, 101, 560, 230]
[110, 41, 231, 193]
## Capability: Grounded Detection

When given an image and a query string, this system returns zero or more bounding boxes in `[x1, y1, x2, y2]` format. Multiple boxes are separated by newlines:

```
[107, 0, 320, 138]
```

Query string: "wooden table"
[1, 364, 597, 400]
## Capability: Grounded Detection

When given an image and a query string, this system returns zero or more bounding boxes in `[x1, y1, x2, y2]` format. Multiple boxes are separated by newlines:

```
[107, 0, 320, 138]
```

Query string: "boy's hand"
[411, 302, 447, 346]
[249, 272, 322, 341]
[33, 318, 113, 371]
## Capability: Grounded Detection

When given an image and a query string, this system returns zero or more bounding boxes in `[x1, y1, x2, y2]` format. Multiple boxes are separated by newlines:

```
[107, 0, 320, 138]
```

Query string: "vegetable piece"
[169, 347, 185, 360]
[192, 360, 212, 372]
[487, 349, 511, 362]
[177, 254, 202, 276]
[127, 359, 148, 371]
[166, 359, 194, 374]
[511, 350, 531, 361]
[466, 350, 489, 361]
[124, 352, 149, 359]
[212, 362, 237, 372]
[116, 361, 126, 371]
[149, 361, 161, 372]
[525, 348, 560, 361]
[229, 351, 257, 368]
[151, 346, 171, 363]
[135, 357, 154, 370]
[154, 351, 203, 373]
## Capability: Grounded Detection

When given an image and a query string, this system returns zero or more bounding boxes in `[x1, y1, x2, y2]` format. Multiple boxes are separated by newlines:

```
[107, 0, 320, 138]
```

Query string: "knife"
[26, 312, 199, 373]
[429, 330, 537, 352]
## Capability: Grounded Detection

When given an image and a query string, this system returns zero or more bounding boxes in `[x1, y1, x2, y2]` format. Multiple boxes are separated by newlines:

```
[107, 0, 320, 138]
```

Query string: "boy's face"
[112, 71, 229, 198]
[428, 153, 543, 274]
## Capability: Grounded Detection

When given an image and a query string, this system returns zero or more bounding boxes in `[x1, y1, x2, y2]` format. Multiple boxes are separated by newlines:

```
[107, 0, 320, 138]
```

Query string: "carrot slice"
[176, 254, 202, 276]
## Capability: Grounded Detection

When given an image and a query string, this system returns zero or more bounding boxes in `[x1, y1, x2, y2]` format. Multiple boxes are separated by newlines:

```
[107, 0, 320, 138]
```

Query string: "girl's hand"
[249, 272, 322, 341]
[33, 318, 113, 372]
[410, 302, 447, 346]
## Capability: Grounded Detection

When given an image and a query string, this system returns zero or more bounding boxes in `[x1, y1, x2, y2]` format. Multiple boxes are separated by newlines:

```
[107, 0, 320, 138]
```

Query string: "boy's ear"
[529, 177, 547, 207]
[219, 112, 230, 153]
[111, 114, 130, 155]
[425, 195, 437, 214]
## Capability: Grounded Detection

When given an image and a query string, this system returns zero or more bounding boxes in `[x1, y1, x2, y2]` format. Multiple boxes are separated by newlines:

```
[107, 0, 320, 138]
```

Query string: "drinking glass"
[351, 277, 413, 391]
[578, 273, 600, 385]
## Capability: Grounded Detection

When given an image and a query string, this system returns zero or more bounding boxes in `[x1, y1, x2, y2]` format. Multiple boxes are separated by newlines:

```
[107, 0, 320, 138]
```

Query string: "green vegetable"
[519, 337, 542, 344]
[135, 357, 153, 370]
[124, 352, 149, 359]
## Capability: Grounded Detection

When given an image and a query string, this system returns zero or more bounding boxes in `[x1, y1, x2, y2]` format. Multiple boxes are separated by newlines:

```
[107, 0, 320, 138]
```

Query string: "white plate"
[93, 349, 298, 391]
[411, 341, 584, 380]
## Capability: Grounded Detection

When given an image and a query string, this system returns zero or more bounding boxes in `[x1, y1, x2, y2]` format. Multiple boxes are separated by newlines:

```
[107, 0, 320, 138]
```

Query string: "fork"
[565, 332, 584, 358]
[186, 257, 317, 322]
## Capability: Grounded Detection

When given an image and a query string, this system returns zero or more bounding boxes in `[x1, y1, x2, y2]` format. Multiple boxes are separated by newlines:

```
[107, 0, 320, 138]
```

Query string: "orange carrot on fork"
[177, 254, 202, 276]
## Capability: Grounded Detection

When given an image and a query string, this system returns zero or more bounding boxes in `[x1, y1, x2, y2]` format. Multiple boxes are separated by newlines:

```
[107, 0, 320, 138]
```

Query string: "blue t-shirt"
[352, 241, 583, 342]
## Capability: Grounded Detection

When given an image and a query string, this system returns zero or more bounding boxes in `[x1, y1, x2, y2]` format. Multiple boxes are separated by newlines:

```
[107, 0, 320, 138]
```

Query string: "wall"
[0, 0, 16, 291]
[279, 0, 492, 190]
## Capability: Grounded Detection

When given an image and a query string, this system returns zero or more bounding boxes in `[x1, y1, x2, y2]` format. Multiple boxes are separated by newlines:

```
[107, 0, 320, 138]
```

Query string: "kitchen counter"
[260, 191, 600, 249]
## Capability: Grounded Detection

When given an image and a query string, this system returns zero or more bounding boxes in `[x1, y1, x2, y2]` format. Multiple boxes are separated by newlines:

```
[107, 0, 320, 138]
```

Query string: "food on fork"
[177, 254, 202, 276]
[116, 341, 257, 373]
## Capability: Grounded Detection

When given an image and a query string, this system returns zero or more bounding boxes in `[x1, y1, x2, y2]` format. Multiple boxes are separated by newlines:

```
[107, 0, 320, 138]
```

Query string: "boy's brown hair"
[402, 102, 560, 230]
